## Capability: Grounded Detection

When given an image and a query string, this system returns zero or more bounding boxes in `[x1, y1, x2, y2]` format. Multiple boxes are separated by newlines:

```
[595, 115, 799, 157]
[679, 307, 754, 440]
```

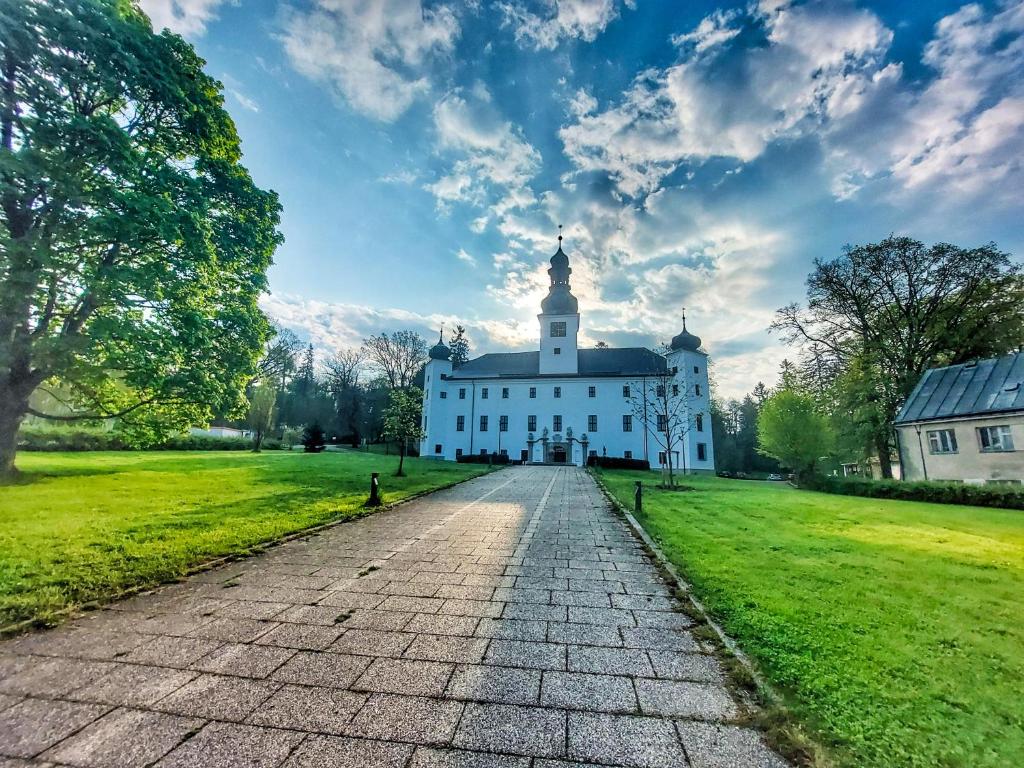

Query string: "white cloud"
[498, 0, 627, 50]
[456, 248, 477, 266]
[139, 0, 230, 36]
[279, 0, 459, 121]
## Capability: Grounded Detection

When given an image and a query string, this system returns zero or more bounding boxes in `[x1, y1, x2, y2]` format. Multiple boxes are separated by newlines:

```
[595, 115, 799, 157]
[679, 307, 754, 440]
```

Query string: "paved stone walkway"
[0, 466, 788, 768]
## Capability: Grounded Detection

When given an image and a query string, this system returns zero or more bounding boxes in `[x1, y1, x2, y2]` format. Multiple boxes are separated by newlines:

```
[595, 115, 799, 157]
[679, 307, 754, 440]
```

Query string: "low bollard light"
[367, 472, 381, 507]
[634, 480, 642, 514]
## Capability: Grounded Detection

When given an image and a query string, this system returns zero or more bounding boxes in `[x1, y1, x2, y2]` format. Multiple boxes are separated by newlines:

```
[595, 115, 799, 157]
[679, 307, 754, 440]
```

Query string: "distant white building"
[420, 238, 715, 471]
[190, 426, 252, 439]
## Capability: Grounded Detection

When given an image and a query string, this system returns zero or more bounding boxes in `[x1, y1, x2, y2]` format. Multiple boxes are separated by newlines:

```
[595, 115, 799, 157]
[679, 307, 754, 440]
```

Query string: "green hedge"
[17, 428, 262, 452]
[805, 474, 1024, 510]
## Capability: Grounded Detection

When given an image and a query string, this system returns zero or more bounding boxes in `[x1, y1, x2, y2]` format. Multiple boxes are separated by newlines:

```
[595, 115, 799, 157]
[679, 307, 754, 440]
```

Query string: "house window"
[697, 443, 707, 462]
[622, 385, 630, 398]
[440, 391, 447, 399]
[622, 415, 632, 432]
[481, 387, 488, 399]
[694, 366, 700, 374]
[459, 388, 466, 400]
[657, 414, 668, 431]
[696, 414, 704, 432]
[695, 384, 702, 396]
[588, 386, 596, 398]
[456, 448, 463, 458]
[656, 384, 666, 397]
[554, 387, 561, 398]
[502, 387, 509, 399]
[528, 415, 537, 432]
[624, 450, 633, 459]
[456, 416, 465, 432]
[554, 347, 561, 355]
[553, 415, 562, 432]
[658, 451, 666, 465]
[588, 415, 598, 432]
[927, 429, 957, 454]
[499, 415, 508, 432]
[589, 450, 597, 457]
[529, 387, 537, 398]
[672, 384, 679, 397]
[434, 444, 442, 454]
[551, 321, 566, 337]
[480, 415, 488, 432]
[672, 366, 678, 374]
[978, 425, 1014, 452]
[480, 448, 487, 456]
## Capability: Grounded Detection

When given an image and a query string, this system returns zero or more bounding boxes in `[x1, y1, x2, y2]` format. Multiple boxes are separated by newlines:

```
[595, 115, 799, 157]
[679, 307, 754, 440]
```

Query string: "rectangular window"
[502, 387, 509, 399]
[456, 415, 465, 432]
[588, 415, 598, 432]
[927, 429, 957, 454]
[672, 384, 679, 397]
[622, 385, 630, 398]
[624, 450, 633, 459]
[696, 414, 704, 432]
[550, 321, 566, 337]
[658, 451, 666, 465]
[480, 415, 488, 432]
[695, 383, 702, 396]
[656, 384, 666, 397]
[456, 448, 463, 458]
[553, 415, 562, 432]
[481, 387, 488, 399]
[554, 347, 561, 355]
[499, 415, 508, 432]
[657, 414, 668, 431]
[978, 425, 1014, 452]
[440, 391, 447, 399]
[622, 415, 632, 432]
[589, 450, 597, 457]
[588, 386, 596, 398]
[529, 387, 537, 399]
[697, 443, 707, 462]
[528, 415, 537, 432]
[480, 448, 487, 456]
[672, 366, 678, 375]
[554, 387, 561, 398]
[694, 366, 700, 374]
[459, 388, 466, 400]
[434, 444, 442, 455]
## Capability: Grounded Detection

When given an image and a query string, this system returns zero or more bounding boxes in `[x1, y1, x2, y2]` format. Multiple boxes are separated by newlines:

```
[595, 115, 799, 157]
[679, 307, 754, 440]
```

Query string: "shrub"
[156, 435, 253, 451]
[17, 427, 257, 452]
[587, 455, 651, 470]
[805, 474, 1024, 511]
[456, 453, 510, 464]
[301, 423, 326, 453]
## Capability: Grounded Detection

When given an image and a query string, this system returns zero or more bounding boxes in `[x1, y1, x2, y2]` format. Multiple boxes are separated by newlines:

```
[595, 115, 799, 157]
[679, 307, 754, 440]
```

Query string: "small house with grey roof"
[895, 351, 1024, 483]
[419, 237, 715, 470]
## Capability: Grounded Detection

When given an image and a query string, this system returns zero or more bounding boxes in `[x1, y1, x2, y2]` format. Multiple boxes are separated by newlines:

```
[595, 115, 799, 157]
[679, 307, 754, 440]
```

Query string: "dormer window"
[550, 321, 566, 337]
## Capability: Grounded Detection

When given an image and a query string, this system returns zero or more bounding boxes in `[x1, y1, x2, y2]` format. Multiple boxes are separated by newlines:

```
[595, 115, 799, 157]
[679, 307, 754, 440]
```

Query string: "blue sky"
[141, 0, 1024, 397]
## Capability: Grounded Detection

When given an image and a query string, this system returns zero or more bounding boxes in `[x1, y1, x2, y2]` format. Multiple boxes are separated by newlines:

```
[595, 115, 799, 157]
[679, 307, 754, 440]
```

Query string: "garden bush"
[17, 427, 260, 452]
[805, 473, 1024, 510]
[456, 453, 510, 464]
[587, 455, 651, 470]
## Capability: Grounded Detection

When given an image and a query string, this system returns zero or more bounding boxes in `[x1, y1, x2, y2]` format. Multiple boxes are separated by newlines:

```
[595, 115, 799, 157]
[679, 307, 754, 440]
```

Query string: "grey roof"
[894, 351, 1024, 424]
[448, 347, 668, 379]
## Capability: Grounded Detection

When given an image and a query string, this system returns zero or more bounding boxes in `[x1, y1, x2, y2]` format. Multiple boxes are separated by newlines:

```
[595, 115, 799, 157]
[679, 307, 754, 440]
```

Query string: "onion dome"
[428, 328, 450, 360]
[541, 227, 579, 314]
[670, 311, 702, 351]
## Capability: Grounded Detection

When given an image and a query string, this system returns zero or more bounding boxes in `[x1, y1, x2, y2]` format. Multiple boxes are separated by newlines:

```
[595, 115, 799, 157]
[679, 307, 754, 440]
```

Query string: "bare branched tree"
[630, 371, 699, 487]
[257, 325, 303, 389]
[362, 331, 427, 390]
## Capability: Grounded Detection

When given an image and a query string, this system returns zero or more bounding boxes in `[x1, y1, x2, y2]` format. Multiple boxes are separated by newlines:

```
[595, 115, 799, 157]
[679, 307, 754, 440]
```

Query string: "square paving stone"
[41, 707, 202, 767]
[381, 582, 443, 598]
[123, 636, 221, 668]
[0, 657, 116, 698]
[501, 603, 567, 622]
[404, 614, 479, 637]
[3, 629, 150, 661]
[569, 579, 623, 594]
[156, 722, 304, 768]
[378, 596, 445, 613]
[484, 640, 565, 670]
[254, 623, 342, 651]
[567, 646, 654, 677]
[474, 619, 546, 641]
[344, 693, 463, 745]
[283, 734, 412, 768]
[676, 722, 790, 768]
[410, 747, 530, 768]
[187, 618, 276, 643]
[491, 588, 550, 605]
[351, 657, 454, 696]
[339, 610, 413, 631]
[271, 651, 371, 689]
[328, 629, 414, 657]
[71, 664, 196, 706]
[211, 600, 292, 620]
[444, 664, 540, 705]
[0, 698, 108, 758]
[248, 684, 366, 733]
[566, 608, 635, 627]
[404, 634, 488, 664]
[621, 628, 701, 652]
[153, 673, 278, 721]
[647, 651, 725, 683]
[274, 605, 351, 626]
[192, 643, 295, 678]
[438, 599, 505, 618]
[453, 702, 566, 758]
[0, 693, 20, 712]
[609, 595, 677, 612]
[634, 679, 738, 720]
[540, 671, 638, 713]
[632, 611, 695, 630]
[134, 613, 214, 637]
[551, 591, 612, 608]
[546, 623, 622, 648]
[567, 712, 685, 768]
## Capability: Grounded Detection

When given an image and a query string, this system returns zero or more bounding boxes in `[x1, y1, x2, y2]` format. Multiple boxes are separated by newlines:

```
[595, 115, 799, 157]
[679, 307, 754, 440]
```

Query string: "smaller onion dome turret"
[670, 310, 701, 352]
[428, 328, 451, 361]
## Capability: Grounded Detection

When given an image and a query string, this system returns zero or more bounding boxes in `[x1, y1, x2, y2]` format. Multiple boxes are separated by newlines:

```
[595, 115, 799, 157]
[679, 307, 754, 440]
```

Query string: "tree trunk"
[876, 433, 893, 479]
[0, 384, 31, 478]
[396, 444, 405, 477]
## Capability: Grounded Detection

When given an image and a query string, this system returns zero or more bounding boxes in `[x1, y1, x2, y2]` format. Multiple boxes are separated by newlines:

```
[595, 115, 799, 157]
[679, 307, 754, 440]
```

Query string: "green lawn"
[596, 471, 1024, 768]
[0, 451, 489, 627]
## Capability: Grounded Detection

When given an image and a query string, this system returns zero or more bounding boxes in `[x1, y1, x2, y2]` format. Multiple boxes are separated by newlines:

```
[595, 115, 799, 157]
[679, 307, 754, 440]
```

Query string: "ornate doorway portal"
[550, 444, 567, 463]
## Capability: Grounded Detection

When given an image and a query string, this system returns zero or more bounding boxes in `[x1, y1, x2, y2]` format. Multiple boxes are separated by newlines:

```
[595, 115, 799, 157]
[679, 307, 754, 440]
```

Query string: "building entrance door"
[551, 444, 567, 463]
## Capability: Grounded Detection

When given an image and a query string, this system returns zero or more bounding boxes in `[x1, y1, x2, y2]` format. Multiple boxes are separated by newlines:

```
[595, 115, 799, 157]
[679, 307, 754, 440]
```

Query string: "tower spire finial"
[557, 224, 563, 246]
[681, 307, 687, 331]
[439, 324, 444, 344]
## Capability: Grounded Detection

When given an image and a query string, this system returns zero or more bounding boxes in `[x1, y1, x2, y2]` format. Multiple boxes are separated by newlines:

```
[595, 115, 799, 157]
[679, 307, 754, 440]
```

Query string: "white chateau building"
[419, 238, 715, 471]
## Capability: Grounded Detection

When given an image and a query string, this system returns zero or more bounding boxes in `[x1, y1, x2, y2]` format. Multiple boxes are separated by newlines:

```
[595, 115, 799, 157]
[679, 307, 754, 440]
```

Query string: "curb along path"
[0, 466, 789, 768]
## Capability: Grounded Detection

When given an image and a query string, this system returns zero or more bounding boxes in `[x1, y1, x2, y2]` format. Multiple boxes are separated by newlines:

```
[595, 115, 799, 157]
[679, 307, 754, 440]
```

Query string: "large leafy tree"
[382, 387, 425, 477]
[757, 389, 834, 482]
[773, 236, 1023, 477]
[0, 0, 282, 475]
